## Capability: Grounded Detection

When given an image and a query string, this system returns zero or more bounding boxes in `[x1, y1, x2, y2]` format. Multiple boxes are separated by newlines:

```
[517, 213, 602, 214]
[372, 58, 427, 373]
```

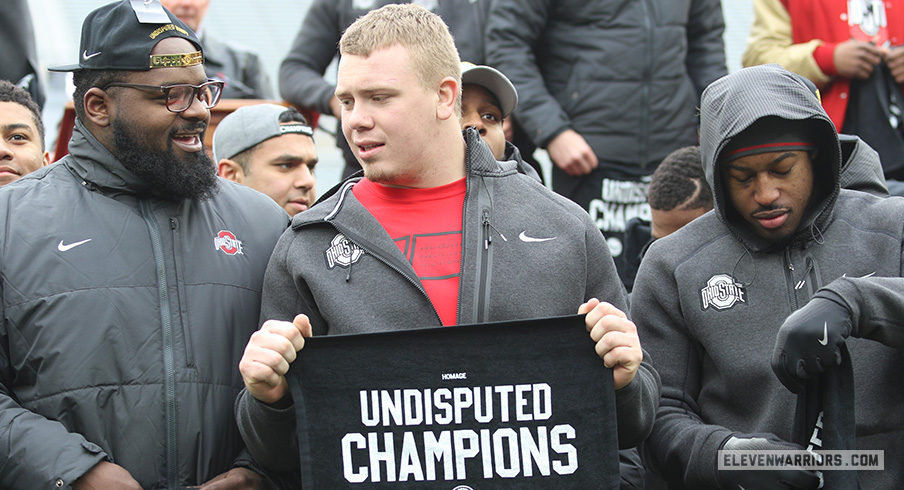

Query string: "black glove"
[717, 433, 820, 490]
[772, 296, 852, 393]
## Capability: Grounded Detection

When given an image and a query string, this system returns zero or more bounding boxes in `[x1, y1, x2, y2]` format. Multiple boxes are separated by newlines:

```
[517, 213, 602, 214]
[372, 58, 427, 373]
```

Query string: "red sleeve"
[813, 42, 840, 76]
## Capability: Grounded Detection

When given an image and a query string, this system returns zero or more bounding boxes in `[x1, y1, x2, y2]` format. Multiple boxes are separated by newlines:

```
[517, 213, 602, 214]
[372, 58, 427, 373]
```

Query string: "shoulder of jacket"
[215, 179, 288, 219]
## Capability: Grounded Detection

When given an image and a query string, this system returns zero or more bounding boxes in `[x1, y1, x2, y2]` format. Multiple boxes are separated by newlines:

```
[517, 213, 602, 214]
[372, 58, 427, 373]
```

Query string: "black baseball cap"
[720, 117, 817, 163]
[49, 0, 203, 72]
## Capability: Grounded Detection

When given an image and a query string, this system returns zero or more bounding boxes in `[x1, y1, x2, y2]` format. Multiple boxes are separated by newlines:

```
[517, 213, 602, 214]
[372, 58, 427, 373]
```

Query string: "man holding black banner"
[236, 3, 660, 488]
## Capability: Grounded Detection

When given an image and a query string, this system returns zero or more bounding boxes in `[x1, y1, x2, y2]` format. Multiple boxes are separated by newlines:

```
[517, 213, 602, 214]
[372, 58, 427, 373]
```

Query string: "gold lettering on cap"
[149, 23, 190, 40]
[149, 51, 203, 68]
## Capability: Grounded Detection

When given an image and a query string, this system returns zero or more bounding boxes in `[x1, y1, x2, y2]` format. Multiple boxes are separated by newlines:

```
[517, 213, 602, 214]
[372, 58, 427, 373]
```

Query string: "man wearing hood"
[631, 64, 904, 489]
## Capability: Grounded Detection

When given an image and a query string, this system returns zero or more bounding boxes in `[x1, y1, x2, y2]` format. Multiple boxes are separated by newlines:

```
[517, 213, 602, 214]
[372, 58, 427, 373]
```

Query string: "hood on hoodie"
[699, 64, 841, 251]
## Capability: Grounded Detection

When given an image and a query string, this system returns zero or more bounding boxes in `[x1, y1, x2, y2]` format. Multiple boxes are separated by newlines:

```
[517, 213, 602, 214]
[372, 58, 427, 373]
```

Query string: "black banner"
[288, 314, 619, 489]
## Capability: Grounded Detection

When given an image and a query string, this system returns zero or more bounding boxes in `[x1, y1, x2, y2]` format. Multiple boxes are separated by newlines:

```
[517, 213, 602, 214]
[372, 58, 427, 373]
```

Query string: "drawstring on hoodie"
[731, 245, 757, 287]
[346, 259, 352, 282]
[794, 260, 814, 290]
[479, 175, 507, 249]
[810, 223, 825, 245]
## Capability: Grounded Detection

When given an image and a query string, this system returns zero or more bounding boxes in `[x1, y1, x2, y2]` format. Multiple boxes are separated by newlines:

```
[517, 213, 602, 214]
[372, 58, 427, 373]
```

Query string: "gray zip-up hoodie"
[235, 129, 661, 477]
[631, 64, 904, 489]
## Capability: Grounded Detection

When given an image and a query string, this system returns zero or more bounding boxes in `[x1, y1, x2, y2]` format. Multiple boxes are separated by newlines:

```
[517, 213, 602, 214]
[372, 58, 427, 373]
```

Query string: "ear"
[84, 87, 113, 128]
[41, 151, 50, 167]
[436, 76, 458, 121]
[217, 158, 245, 183]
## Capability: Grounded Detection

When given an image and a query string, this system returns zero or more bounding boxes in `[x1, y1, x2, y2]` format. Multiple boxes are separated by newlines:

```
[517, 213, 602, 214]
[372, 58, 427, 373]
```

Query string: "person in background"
[486, 0, 727, 285]
[622, 146, 713, 293]
[460, 62, 514, 161]
[161, 0, 275, 99]
[742, 0, 904, 183]
[0, 2, 289, 488]
[214, 103, 318, 216]
[0, 0, 44, 109]
[0, 79, 49, 186]
[235, 4, 660, 488]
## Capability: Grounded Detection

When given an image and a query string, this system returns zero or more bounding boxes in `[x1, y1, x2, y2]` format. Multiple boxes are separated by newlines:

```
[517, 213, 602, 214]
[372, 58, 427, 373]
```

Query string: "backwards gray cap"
[212, 103, 314, 162]
[461, 62, 518, 118]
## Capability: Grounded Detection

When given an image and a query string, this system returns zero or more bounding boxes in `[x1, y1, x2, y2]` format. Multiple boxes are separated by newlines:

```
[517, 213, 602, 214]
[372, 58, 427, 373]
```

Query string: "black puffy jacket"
[0, 120, 288, 489]
[486, 0, 727, 175]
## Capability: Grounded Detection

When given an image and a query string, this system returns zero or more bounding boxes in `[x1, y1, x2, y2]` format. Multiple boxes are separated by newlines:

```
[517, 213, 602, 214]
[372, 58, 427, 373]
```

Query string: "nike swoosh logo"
[842, 271, 876, 279]
[518, 231, 556, 243]
[818, 322, 828, 346]
[82, 50, 102, 60]
[58, 239, 92, 252]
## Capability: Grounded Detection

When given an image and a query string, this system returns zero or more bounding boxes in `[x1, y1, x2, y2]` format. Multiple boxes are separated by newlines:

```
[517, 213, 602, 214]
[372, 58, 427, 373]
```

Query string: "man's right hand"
[546, 129, 598, 176]
[833, 39, 883, 80]
[239, 314, 312, 404]
[717, 434, 820, 490]
[72, 461, 142, 490]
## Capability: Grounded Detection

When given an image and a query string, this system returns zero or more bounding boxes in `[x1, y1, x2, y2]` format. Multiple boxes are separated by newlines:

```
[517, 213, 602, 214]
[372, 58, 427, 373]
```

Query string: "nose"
[753, 175, 781, 206]
[342, 101, 373, 132]
[462, 113, 487, 136]
[180, 90, 210, 122]
[293, 165, 315, 190]
[0, 140, 13, 161]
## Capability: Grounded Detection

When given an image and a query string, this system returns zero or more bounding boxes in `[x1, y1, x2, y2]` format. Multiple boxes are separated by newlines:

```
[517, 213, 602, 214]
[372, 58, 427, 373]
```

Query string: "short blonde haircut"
[340, 3, 462, 115]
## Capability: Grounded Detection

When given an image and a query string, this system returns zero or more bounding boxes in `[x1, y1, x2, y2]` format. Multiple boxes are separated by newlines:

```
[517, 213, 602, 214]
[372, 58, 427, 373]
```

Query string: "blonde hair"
[340, 3, 462, 114]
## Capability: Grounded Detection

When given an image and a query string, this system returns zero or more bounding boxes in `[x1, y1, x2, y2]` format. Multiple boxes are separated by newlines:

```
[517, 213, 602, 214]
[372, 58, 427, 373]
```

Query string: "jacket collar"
[63, 118, 156, 196]
[295, 127, 522, 229]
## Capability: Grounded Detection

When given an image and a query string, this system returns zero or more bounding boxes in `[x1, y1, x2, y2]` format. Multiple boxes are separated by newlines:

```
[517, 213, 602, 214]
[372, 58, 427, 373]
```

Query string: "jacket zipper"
[783, 247, 799, 312]
[140, 201, 179, 489]
[477, 208, 506, 323]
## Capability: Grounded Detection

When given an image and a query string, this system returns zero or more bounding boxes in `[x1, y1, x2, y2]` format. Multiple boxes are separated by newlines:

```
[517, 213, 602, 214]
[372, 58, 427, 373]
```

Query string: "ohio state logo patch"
[214, 230, 244, 256]
[325, 233, 364, 269]
[701, 274, 747, 311]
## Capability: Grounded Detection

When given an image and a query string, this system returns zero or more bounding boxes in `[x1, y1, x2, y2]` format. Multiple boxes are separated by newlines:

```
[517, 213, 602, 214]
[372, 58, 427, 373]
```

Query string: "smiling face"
[241, 132, 318, 216]
[722, 149, 815, 242]
[461, 83, 505, 160]
[104, 37, 218, 199]
[336, 44, 453, 188]
[0, 101, 49, 186]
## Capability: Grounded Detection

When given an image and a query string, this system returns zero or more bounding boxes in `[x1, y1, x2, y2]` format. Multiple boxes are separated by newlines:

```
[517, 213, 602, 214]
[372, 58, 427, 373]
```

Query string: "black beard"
[112, 117, 218, 201]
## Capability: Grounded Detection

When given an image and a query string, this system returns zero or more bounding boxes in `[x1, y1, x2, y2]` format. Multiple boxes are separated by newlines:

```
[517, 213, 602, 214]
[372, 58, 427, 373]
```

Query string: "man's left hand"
[771, 297, 852, 393]
[579, 299, 643, 390]
[199, 467, 268, 490]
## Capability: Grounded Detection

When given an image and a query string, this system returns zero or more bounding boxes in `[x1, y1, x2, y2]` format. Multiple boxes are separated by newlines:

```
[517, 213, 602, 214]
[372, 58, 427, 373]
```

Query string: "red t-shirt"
[353, 178, 466, 326]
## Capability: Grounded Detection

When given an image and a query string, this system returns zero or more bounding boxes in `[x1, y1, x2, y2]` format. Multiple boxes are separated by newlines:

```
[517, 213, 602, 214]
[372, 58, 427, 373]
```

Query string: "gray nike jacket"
[632, 64, 904, 489]
[235, 129, 661, 476]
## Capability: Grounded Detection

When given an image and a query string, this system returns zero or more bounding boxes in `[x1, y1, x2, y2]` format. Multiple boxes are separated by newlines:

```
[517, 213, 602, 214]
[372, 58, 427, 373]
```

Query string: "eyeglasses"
[102, 79, 225, 113]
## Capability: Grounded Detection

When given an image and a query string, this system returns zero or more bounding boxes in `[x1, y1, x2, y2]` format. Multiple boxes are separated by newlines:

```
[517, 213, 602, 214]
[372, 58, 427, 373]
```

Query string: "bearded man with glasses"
[0, 1, 290, 489]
